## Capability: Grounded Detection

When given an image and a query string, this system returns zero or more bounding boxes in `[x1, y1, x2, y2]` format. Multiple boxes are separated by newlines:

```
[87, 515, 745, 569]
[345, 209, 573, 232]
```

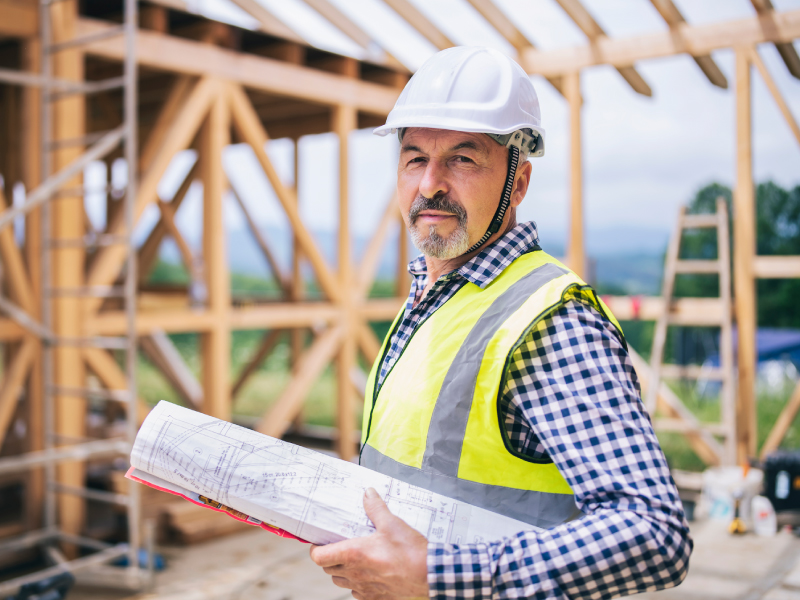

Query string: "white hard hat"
[374, 46, 545, 157]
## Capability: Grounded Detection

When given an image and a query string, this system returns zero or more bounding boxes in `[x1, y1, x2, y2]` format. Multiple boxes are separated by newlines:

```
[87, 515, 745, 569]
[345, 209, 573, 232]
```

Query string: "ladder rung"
[55, 184, 124, 198]
[50, 336, 131, 350]
[48, 130, 116, 151]
[655, 418, 730, 437]
[46, 285, 126, 298]
[49, 76, 126, 101]
[681, 214, 719, 229]
[46, 385, 132, 402]
[47, 25, 126, 54]
[674, 260, 721, 274]
[49, 234, 130, 249]
[49, 482, 129, 506]
[660, 364, 726, 381]
[0, 439, 130, 475]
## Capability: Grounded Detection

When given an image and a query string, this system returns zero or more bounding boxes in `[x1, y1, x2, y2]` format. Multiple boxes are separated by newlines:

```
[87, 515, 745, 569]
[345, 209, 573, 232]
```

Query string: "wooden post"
[334, 104, 357, 460]
[199, 91, 231, 420]
[21, 36, 44, 530]
[50, 0, 87, 548]
[565, 71, 585, 278]
[734, 47, 758, 462]
[290, 139, 304, 429]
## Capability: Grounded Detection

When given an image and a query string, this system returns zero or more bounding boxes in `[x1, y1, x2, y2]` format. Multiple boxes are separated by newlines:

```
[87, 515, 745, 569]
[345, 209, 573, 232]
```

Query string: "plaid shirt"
[375, 222, 691, 599]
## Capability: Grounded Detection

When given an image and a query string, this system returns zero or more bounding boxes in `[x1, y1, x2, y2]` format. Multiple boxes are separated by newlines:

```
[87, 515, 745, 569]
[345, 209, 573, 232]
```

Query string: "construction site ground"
[63, 517, 800, 600]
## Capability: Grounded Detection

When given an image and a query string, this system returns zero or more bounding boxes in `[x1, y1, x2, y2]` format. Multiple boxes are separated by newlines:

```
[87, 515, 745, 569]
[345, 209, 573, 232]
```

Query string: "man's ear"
[510, 160, 532, 208]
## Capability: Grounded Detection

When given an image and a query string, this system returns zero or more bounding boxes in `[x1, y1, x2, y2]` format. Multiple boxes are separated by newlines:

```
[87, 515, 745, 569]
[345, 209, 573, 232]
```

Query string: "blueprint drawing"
[129, 401, 539, 545]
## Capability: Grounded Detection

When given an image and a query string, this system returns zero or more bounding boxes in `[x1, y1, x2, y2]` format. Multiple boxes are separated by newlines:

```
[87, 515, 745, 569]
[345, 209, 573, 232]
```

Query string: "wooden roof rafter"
[649, 0, 728, 88]
[552, 0, 653, 96]
[750, 0, 800, 79]
[382, 0, 455, 50]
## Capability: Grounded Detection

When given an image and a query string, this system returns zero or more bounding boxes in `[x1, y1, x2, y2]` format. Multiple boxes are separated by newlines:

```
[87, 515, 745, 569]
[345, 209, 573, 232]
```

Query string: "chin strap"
[462, 145, 520, 255]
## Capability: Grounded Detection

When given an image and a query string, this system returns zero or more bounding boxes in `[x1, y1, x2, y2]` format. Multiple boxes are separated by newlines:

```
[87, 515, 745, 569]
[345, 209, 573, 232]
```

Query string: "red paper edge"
[125, 467, 309, 544]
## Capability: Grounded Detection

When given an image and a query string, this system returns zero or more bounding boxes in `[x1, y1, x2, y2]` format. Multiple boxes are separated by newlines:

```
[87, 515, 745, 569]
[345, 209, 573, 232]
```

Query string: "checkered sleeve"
[427, 299, 692, 599]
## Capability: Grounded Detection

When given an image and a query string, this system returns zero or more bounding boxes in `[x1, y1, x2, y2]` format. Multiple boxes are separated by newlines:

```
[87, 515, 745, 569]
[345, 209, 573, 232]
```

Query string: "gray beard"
[409, 223, 470, 259]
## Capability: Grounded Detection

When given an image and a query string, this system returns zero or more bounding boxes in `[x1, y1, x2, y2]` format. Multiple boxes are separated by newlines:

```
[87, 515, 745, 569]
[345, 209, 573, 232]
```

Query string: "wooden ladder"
[645, 197, 736, 466]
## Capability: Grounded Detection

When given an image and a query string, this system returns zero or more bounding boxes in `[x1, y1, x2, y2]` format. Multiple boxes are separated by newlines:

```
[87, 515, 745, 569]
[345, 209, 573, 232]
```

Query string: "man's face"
[397, 128, 509, 259]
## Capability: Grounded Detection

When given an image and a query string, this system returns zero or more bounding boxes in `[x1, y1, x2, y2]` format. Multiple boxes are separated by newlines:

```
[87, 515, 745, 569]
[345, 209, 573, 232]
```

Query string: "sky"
[84, 0, 800, 260]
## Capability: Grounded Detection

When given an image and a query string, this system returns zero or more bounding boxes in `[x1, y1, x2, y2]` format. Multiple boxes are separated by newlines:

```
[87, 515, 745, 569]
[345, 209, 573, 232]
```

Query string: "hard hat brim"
[373, 118, 545, 141]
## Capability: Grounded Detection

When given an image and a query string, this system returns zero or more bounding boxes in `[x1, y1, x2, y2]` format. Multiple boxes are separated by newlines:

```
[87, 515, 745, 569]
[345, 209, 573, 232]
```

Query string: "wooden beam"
[139, 76, 194, 176]
[228, 83, 341, 303]
[382, 0, 454, 50]
[228, 0, 305, 44]
[356, 192, 399, 299]
[82, 348, 151, 424]
[138, 160, 198, 283]
[753, 255, 800, 278]
[553, 0, 651, 96]
[228, 184, 290, 296]
[0, 0, 37, 37]
[750, 0, 800, 79]
[156, 199, 198, 281]
[748, 46, 800, 149]
[140, 330, 203, 409]
[0, 188, 35, 311]
[760, 380, 800, 459]
[521, 9, 800, 77]
[356, 320, 382, 365]
[465, 0, 529, 52]
[50, 0, 87, 548]
[76, 18, 400, 116]
[86, 77, 218, 315]
[360, 297, 405, 322]
[0, 336, 36, 447]
[649, 0, 728, 88]
[257, 325, 343, 438]
[290, 140, 304, 372]
[231, 329, 282, 399]
[734, 47, 758, 462]
[0, 319, 26, 341]
[334, 103, 358, 461]
[565, 71, 585, 278]
[199, 94, 231, 421]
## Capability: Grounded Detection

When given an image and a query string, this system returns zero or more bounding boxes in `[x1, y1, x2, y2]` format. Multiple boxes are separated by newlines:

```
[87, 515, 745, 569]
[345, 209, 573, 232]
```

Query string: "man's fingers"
[363, 487, 396, 531]
[331, 575, 353, 590]
[310, 539, 355, 568]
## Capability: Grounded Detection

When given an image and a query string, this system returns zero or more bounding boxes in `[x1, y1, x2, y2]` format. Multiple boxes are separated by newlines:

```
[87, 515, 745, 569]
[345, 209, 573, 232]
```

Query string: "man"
[311, 46, 691, 599]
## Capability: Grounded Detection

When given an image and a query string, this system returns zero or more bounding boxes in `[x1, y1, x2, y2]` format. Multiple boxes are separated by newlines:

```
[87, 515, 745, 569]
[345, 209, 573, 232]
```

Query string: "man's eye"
[408, 157, 426, 164]
[454, 156, 473, 163]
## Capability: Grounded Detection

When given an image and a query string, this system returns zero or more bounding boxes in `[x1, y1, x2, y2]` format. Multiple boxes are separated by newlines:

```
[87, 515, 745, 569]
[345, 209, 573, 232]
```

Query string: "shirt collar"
[407, 221, 541, 289]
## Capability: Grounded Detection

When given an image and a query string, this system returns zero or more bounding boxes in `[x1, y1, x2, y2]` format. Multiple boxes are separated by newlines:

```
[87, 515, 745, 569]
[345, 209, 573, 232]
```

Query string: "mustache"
[408, 194, 467, 225]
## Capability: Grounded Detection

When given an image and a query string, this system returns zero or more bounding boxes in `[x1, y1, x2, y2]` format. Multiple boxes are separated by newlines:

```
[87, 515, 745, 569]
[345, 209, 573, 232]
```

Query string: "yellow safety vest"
[360, 250, 626, 529]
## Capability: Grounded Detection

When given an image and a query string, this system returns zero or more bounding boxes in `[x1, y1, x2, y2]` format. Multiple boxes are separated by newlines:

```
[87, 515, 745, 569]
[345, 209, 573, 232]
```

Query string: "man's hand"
[310, 487, 429, 600]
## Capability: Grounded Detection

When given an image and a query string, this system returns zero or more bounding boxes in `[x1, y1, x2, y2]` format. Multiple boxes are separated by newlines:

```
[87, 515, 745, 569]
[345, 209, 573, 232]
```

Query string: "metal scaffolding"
[0, 0, 149, 594]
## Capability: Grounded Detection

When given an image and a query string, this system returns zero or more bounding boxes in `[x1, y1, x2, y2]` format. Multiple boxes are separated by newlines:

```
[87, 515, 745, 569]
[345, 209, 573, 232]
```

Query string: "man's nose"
[418, 161, 448, 200]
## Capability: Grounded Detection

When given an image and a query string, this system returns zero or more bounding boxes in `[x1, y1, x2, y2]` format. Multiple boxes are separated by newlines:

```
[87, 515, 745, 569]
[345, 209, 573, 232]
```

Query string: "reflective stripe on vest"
[360, 252, 625, 529]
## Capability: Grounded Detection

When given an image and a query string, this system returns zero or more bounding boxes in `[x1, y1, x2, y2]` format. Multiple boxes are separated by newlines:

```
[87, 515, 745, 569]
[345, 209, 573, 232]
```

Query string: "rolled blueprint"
[128, 400, 538, 545]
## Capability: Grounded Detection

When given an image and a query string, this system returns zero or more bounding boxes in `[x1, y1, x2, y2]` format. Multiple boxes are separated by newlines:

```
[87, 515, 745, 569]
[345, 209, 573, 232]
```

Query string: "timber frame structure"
[0, 0, 799, 590]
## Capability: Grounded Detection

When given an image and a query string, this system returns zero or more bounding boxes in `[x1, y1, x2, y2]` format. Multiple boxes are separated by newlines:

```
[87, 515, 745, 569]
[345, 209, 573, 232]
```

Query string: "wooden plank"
[360, 297, 405, 321]
[760, 380, 800, 459]
[553, 0, 652, 96]
[138, 160, 198, 283]
[649, 0, 728, 88]
[140, 330, 203, 409]
[382, 0, 453, 50]
[157, 199, 198, 281]
[753, 255, 800, 278]
[290, 140, 304, 371]
[76, 18, 400, 115]
[86, 77, 218, 316]
[228, 84, 341, 303]
[231, 329, 282, 399]
[257, 326, 343, 438]
[356, 193, 398, 300]
[565, 71, 584, 278]
[139, 76, 194, 176]
[0, 0, 37, 37]
[0, 319, 26, 341]
[334, 103, 358, 461]
[0, 336, 35, 448]
[465, 0, 529, 51]
[716, 198, 737, 465]
[749, 46, 800, 148]
[750, 0, 800, 79]
[229, 185, 289, 296]
[520, 9, 800, 77]
[734, 47, 758, 462]
[50, 0, 87, 548]
[356, 320, 381, 365]
[199, 95, 231, 421]
[82, 348, 151, 424]
[674, 259, 721, 274]
[0, 188, 35, 311]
